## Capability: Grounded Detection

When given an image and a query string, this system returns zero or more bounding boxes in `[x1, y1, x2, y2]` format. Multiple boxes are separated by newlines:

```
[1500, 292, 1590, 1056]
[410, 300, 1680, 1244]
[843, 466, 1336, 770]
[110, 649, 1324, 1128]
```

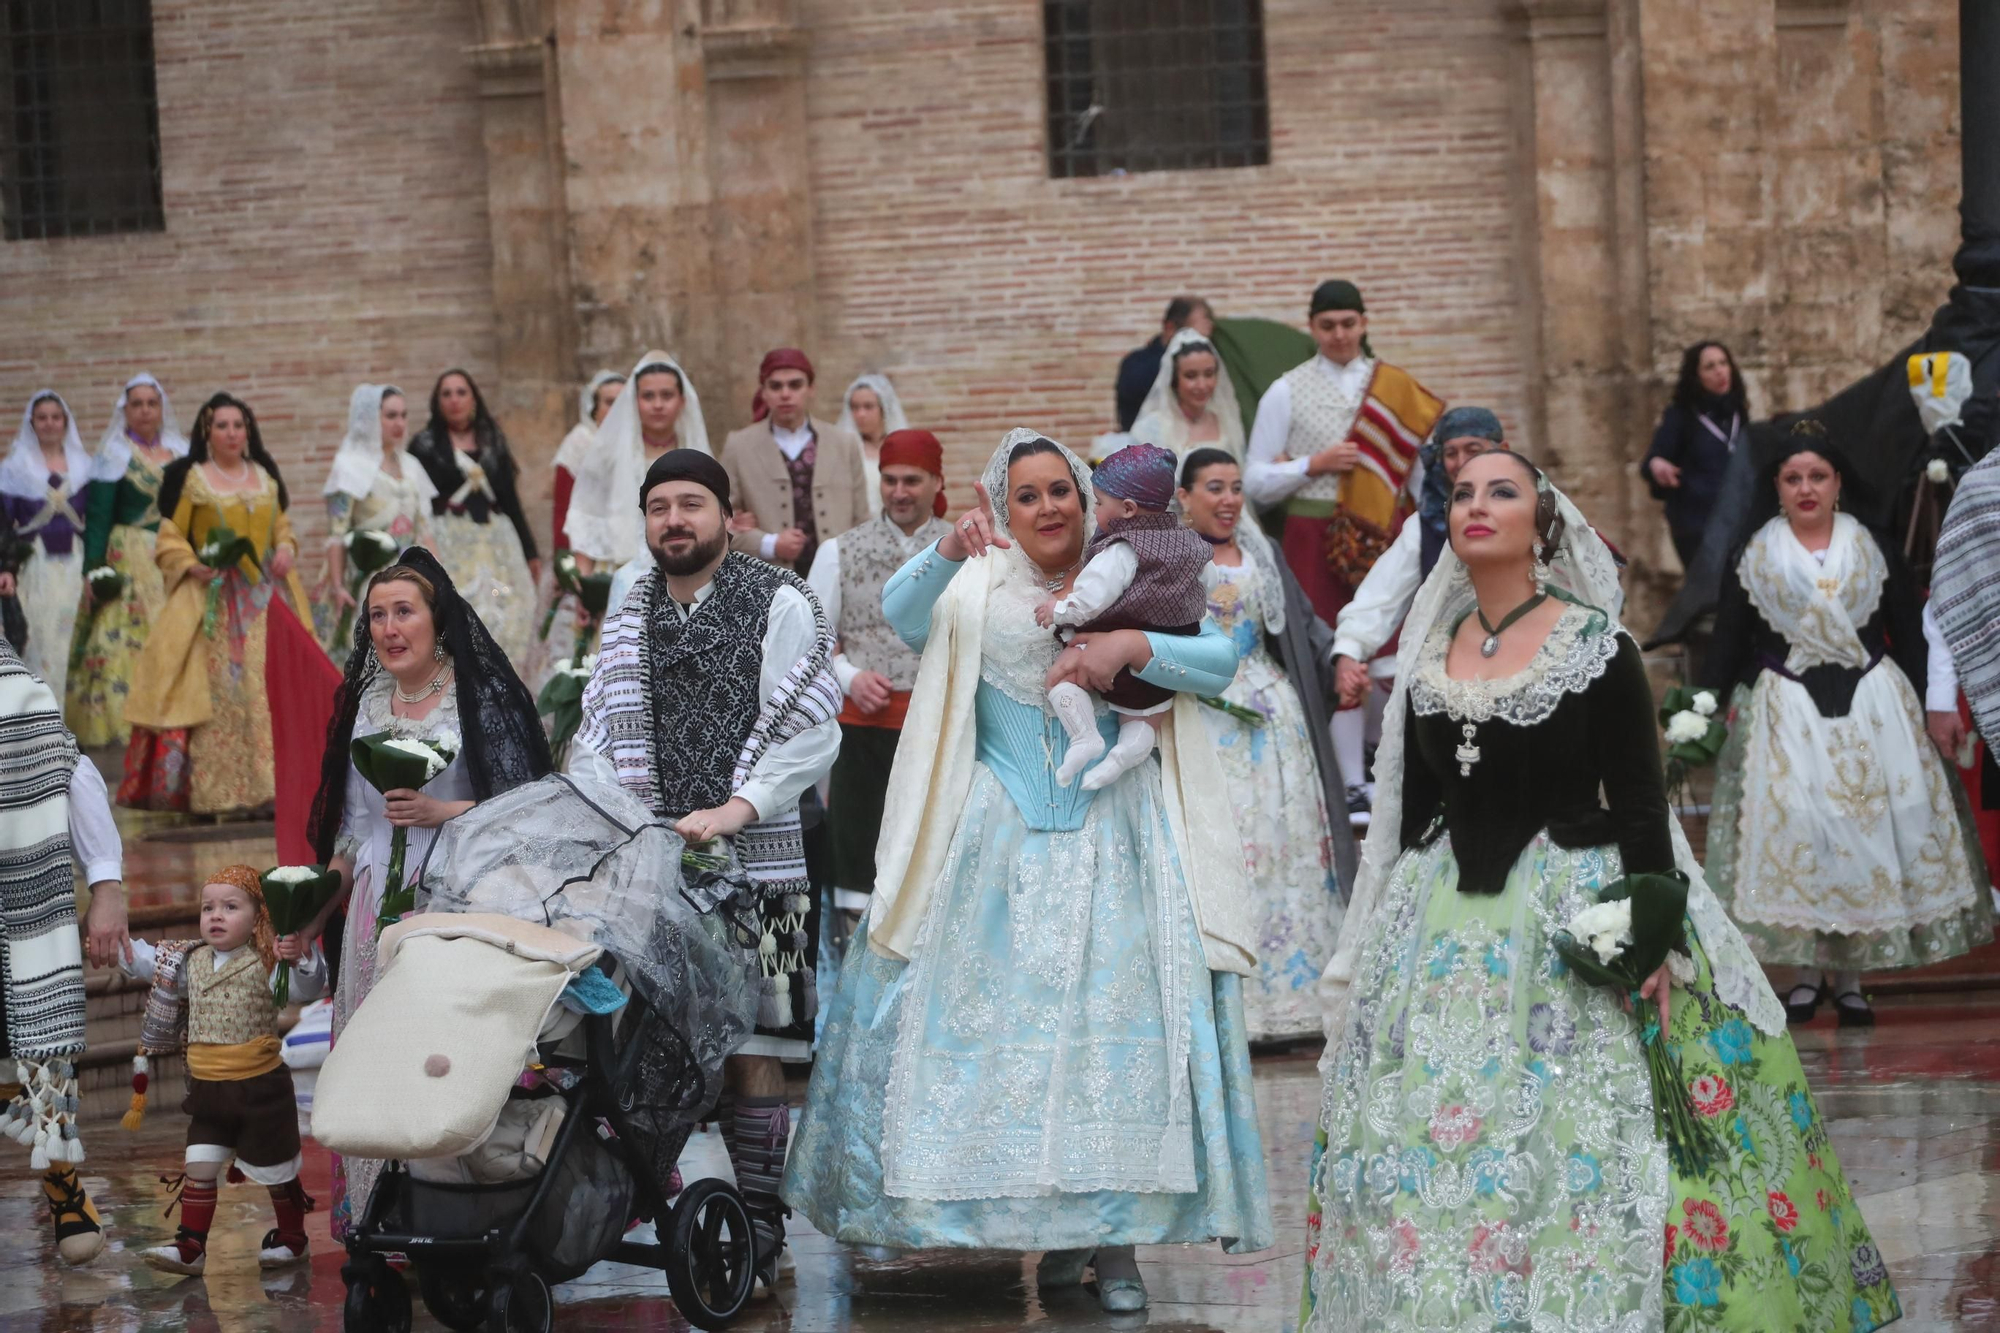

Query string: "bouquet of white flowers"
[86, 564, 126, 607]
[349, 730, 461, 935]
[195, 524, 261, 634]
[344, 528, 401, 578]
[259, 865, 343, 1006]
[1552, 870, 1721, 1172]
[1657, 686, 1725, 806]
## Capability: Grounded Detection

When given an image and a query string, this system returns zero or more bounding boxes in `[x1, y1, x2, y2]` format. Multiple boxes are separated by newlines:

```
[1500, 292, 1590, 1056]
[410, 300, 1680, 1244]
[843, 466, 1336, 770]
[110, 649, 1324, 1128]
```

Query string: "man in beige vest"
[722, 348, 871, 574]
[803, 429, 952, 928]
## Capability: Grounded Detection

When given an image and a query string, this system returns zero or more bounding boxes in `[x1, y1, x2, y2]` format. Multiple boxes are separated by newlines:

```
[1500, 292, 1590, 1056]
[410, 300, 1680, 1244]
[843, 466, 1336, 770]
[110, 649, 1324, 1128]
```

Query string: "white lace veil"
[0, 390, 89, 501]
[1131, 328, 1246, 462]
[1319, 472, 1786, 1051]
[569, 352, 712, 566]
[836, 373, 909, 441]
[980, 426, 1097, 549]
[92, 372, 188, 482]
[323, 384, 430, 503]
[576, 369, 625, 429]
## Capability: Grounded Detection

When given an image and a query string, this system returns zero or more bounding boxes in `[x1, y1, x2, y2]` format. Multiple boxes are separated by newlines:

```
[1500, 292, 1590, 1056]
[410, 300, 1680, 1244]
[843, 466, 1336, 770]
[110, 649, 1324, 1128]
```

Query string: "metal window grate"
[1, 0, 163, 241]
[1044, 0, 1270, 179]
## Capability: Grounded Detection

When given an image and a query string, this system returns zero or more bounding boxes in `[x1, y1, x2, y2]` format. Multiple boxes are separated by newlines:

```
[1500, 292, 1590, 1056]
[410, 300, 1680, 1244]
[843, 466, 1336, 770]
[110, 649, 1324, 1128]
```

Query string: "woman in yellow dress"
[120, 393, 314, 816]
[66, 373, 188, 747]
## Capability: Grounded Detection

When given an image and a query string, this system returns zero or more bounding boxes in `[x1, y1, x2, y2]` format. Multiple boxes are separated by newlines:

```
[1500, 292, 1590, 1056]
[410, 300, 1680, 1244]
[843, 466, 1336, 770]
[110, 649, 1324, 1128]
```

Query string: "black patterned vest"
[1082, 511, 1212, 627]
[642, 551, 784, 817]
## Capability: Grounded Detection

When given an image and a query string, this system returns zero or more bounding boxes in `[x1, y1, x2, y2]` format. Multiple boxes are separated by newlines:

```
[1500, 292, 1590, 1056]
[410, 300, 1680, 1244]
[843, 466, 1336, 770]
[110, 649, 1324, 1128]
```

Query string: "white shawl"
[0, 391, 90, 506]
[866, 428, 1256, 976]
[322, 384, 434, 505]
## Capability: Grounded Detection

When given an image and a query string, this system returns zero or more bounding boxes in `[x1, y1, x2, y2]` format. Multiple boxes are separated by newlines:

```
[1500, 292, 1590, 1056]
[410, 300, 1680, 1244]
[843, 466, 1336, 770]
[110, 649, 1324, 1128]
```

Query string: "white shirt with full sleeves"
[1244, 354, 1374, 508]
[67, 756, 123, 887]
[567, 580, 838, 821]
[1331, 518, 1424, 665]
[1052, 542, 1139, 625]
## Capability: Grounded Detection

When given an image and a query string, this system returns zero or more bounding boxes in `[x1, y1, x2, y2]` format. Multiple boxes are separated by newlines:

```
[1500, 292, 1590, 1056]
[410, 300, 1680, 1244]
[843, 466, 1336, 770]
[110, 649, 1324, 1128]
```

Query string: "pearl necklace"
[394, 664, 451, 704]
[209, 457, 252, 486]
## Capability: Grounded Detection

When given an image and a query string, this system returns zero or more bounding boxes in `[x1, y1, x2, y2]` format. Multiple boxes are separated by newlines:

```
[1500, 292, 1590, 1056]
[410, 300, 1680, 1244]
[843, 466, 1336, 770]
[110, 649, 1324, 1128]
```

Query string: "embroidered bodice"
[329, 464, 430, 546]
[1399, 603, 1673, 895]
[1201, 556, 1284, 693]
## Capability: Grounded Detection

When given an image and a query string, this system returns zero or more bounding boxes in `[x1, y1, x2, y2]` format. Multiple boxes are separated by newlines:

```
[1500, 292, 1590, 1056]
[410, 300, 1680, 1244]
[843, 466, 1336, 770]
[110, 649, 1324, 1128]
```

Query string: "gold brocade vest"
[183, 946, 280, 1047]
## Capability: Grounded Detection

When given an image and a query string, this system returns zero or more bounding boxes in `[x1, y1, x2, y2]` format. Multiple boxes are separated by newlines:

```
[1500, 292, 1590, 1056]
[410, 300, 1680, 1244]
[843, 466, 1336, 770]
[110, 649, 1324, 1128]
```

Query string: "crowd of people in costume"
[1, 274, 1994, 1333]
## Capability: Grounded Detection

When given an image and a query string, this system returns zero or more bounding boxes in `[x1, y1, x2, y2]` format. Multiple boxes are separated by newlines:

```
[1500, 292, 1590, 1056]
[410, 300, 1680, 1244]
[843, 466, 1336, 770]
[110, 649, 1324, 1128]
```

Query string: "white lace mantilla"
[1407, 603, 1619, 729]
[979, 552, 1068, 711]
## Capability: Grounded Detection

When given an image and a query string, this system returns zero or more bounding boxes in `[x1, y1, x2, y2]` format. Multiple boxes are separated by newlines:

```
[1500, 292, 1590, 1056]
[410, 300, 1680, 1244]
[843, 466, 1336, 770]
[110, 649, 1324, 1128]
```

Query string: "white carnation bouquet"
[348, 729, 461, 934]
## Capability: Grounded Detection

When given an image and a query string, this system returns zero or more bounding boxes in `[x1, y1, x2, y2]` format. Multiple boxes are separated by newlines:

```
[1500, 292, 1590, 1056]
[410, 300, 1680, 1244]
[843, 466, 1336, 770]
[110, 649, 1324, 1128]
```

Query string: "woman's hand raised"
[938, 481, 1010, 561]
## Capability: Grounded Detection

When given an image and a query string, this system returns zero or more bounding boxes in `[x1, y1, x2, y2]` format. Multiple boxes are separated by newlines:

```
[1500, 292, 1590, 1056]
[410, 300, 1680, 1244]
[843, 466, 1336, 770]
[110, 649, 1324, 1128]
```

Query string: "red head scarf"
[878, 428, 948, 516]
[751, 348, 816, 422]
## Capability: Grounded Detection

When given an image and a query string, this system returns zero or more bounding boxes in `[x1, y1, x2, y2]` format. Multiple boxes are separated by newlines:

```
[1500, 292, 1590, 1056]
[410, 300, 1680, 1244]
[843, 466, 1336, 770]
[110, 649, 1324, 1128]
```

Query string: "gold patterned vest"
[184, 946, 280, 1047]
[836, 514, 952, 691]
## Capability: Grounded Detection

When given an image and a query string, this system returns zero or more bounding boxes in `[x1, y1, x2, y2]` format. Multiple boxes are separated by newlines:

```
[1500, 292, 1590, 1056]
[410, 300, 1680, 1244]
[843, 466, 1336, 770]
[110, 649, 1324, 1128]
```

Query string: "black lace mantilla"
[308, 546, 552, 863]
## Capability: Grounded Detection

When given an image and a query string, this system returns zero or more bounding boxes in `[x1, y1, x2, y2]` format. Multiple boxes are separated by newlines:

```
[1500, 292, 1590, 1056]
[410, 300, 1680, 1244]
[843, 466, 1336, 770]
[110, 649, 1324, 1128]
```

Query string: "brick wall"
[0, 0, 497, 582]
[795, 0, 1536, 505]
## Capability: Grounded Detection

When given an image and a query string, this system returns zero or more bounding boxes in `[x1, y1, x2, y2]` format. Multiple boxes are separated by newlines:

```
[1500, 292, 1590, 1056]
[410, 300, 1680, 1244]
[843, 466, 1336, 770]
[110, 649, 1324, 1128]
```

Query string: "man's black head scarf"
[640, 449, 732, 515]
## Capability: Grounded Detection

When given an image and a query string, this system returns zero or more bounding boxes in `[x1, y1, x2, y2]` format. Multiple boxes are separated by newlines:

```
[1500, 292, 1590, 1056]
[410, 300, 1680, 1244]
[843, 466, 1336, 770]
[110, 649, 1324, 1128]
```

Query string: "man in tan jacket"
[721, 348, 871, 574]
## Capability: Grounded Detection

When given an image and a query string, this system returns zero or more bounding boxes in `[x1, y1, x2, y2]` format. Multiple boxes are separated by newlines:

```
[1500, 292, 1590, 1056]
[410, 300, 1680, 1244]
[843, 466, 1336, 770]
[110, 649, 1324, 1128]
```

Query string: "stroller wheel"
[342, 1255, 413, 1333]
[417, 1261, 492, 1332]
[665, 1178, 756, 1328]
[486, 1269, 552, 1333]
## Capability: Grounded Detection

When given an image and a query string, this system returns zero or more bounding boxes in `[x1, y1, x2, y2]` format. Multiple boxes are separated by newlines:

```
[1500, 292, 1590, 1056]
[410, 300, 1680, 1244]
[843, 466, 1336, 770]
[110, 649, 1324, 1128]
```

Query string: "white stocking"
[1332, 706, 1367, 790]
[1081, 719, 1156, 792]
[1050, 682, 1105, 786]
[1831, 969, 1863, 997]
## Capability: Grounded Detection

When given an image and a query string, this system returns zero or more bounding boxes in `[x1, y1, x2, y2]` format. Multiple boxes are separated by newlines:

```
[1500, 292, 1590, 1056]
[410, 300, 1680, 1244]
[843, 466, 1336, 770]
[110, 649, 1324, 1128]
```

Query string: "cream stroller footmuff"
[311, 913, 601, 1162]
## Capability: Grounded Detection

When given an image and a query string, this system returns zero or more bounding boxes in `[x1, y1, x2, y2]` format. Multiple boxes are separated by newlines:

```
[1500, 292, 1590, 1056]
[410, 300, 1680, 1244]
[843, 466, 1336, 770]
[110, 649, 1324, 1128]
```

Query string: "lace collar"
[357, 662, 463, 740]
[1409, 602, 1619, 728]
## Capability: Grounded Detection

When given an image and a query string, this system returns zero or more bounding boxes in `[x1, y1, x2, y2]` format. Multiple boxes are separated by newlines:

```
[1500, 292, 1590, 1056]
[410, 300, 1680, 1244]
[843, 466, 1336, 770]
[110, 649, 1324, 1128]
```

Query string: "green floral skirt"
[1301, 833, 1900, 1332]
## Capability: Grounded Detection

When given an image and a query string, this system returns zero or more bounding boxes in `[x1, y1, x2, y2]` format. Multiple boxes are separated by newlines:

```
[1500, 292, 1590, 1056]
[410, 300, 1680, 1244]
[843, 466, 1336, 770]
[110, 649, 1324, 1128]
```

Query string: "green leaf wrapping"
[345, 528, 401, 576]
[576, 571, 614, 618]
[259, 866, 343, 1007]
[535, 671, 587, 766]
[1198, 695, 1268, 728]
[348, 732, 456, 938]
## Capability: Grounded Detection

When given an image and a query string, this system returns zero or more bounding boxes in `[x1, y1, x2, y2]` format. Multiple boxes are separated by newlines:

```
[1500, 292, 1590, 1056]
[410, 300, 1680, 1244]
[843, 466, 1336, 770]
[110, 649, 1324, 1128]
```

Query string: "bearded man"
[570, 449, 841, 1285]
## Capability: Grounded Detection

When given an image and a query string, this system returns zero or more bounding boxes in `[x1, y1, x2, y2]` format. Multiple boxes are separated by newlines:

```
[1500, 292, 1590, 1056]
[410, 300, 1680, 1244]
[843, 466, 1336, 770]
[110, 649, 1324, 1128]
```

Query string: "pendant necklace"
[395, 664, 451, 705]
[1043, 559, 1080, 593]
[1476, 591, 1548, 659]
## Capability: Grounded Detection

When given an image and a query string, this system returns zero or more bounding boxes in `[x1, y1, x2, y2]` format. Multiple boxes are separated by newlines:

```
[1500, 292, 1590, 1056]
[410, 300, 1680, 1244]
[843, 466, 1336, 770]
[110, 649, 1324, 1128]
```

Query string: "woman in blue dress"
[785, 429, 1274, 1312]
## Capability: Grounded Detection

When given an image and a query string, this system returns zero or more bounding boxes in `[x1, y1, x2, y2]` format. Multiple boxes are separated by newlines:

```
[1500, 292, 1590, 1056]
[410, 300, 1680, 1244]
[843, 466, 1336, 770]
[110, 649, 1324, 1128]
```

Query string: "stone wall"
[1513, 0, 1960, 629]
[0, 0, 497, 579]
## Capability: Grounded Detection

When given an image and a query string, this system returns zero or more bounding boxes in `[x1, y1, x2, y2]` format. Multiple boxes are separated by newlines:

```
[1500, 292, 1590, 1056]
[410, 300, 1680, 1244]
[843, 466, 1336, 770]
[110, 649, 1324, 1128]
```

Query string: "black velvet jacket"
[1399, 614, 1675, 896]
[1699, 523, 1923, 718]
[408, 425, 540, 562]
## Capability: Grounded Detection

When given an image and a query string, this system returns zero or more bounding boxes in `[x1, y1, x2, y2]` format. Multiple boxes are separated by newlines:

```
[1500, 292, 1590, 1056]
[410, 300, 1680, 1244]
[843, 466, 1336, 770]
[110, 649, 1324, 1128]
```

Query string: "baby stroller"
[310, 776, 765, 1332]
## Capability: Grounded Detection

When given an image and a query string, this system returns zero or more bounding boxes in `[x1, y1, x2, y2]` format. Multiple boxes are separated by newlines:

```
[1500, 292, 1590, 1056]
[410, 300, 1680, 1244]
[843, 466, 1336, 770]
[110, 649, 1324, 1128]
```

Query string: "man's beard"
[650, 526, 729, 577]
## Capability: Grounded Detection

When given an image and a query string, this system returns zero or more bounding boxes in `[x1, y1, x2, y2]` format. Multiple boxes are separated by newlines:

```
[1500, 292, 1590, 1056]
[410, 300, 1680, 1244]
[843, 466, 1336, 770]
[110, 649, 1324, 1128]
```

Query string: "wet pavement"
[8, 1007, 1999, 1331]
[5, 799, 1998, 1331]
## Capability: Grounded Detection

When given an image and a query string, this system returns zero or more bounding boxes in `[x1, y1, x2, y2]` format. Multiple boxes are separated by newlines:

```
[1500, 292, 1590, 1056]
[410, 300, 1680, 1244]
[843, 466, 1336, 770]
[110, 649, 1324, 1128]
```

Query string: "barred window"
[1, 0, 164, 241]
[1044, 0, 1270, 179]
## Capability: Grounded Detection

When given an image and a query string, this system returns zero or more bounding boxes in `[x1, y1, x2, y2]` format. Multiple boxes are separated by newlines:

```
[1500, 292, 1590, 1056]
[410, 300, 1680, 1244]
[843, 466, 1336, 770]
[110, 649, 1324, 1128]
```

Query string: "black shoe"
[1834, 991, 1875, 1027]
[1784, 982, 1823, 1025]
